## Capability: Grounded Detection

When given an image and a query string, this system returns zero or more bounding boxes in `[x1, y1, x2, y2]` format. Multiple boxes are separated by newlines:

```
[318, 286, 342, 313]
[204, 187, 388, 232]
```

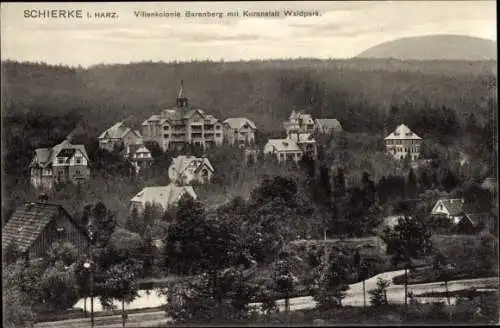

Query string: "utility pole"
[84, 219, 96, 328]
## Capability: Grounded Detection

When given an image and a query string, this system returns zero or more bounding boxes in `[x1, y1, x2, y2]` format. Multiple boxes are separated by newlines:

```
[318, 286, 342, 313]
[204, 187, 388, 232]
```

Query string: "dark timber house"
[2, 202, 90, 260]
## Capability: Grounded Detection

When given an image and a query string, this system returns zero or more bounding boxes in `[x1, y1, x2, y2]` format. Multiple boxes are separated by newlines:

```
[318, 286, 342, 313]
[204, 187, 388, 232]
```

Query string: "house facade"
[98, 121, 143, 153]
[283, 110, 315, 136]
[126, 144, 154, 174]
[141, 82, 224, 151]
[384, 124, 423, 161]
[223, 117, 257, 148]
[2, 202, 90, 260]
[130, 184, 197, 213]
[430, 198, 465, 224]
[168, 155, 214, 185]
[263, 139, 304, 163]
[288, 132, 318, 159]
[30, 139, 91, 190]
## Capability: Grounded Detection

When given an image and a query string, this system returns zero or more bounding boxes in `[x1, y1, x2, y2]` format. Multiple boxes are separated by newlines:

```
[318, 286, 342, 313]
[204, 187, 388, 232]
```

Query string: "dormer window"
[394, 133, 400, 136]
[58, 158, 65, 164]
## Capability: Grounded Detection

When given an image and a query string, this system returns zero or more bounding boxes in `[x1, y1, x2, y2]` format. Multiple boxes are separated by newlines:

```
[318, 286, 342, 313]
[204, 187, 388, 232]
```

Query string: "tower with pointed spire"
[176, 80, 188, 108]
[141, 80, 224, 151]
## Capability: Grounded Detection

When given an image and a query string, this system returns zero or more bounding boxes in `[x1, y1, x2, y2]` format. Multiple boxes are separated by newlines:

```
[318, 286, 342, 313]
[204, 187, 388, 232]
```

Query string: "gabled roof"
[99, 121, 141, 140]
[142, 114, 162, 126]
[315, 119, 343, 132]
[183, 109, 206, 120]
[130, 184, 197, 210]
[265, 139, 303, 152]
[461, 212, 491, 227]
[31, 140, 89, 168]
[2, 202, 87, 253]
[434, 198, 464, 216]
[168, 156, 214, 181]
[128, 144, 151, 156]
[385, 124, 422, 140]
[223, 117, 257, 130]
[33, 148, 51, 165]
[288, 111, 314, 123]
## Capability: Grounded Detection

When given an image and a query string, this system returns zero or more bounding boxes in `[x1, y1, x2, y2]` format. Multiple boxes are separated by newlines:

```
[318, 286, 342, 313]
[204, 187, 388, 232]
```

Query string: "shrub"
[368, 278, 390, 308]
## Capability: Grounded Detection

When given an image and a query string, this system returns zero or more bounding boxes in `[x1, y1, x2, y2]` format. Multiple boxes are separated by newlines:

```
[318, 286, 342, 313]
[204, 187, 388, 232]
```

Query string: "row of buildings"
[263, 110, 342, 163]
[29, 81, 423, 192]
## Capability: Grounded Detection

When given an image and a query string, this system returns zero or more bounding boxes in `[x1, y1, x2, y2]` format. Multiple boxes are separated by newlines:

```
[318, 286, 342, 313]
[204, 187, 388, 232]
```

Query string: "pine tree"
[141, 225, 155, 278]
[405, 168, 418, 199]
[125, 207, 141, 234]
[333, 167, 346, 198]
[376, 176, 388, 205]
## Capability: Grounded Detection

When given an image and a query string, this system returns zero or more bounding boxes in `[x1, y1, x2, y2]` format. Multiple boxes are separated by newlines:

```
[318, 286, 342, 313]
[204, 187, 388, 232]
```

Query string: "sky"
[1, 1, 496, 67]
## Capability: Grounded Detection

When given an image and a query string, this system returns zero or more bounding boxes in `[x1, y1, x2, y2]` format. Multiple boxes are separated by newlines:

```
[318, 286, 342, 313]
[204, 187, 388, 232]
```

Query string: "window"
[216, 133, 221, 137]
[75, 157, 82, 164]
[216, 125, 221, 130]
[164, 126, 169, 130]
[58, 158, 64, 164]
[56, 226, 66, 239]
[75, 170, 80, 175]
[164, 134, 170, 138]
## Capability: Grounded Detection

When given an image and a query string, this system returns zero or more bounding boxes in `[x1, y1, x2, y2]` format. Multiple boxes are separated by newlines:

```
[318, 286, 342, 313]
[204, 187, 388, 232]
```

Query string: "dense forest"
[2, 58, 498, 326]
[1, 58, 497, 220]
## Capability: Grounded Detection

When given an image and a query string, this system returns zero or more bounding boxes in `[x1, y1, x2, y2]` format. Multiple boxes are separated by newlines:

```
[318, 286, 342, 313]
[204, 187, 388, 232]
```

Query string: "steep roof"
[2, 202, 86, 253]
[435, 198, 464, 216]
[99, 121, 139, 140]
[223, 117, 257, 130]
[142, 114, 162, 126]
[462, 212, 491, 227]
[288, 111, 313, 123]
[31, 140, 89, 168]
[385, 124, 422, 140]
[130, 184, 197, 210]
[265, 139, 303, 153]
[315, 119, 343, 132]
[33, 148, 51, 165]
[168, 156, 214, 181]
[127, 144, 152, 156]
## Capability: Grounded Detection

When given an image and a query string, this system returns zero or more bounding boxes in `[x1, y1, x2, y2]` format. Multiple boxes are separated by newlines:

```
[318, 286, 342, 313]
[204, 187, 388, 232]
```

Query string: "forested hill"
[2, 58, 496, 134]
[357, 35, 497, 61]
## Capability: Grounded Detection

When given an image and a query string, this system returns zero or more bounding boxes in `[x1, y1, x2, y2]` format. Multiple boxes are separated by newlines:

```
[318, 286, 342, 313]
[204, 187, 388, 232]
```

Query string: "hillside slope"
[357, 35, 497, 61]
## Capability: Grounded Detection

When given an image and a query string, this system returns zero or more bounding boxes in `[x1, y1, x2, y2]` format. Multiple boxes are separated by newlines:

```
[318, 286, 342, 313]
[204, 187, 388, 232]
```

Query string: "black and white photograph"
[1, 1, 498, 327]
